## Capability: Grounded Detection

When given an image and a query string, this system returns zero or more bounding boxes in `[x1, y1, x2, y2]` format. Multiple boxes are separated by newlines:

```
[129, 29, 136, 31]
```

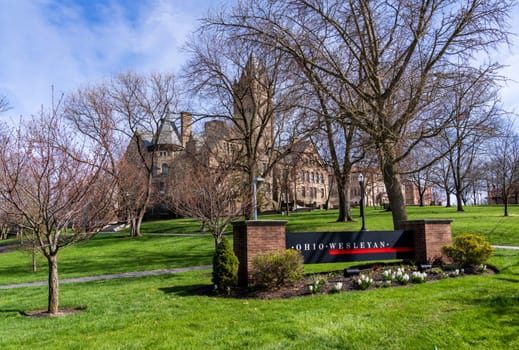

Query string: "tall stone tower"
[232, 53, 275, 210]
[232, 53, 274, 157]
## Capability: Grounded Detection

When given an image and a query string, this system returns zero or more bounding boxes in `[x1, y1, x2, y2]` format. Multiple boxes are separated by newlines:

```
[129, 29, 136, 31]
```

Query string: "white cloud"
[0, 0, 213, 119]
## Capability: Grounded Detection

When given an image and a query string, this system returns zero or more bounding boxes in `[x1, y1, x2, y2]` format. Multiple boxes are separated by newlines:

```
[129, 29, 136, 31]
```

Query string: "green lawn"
[0, 233, 214, 285]
[0, 206, 517, 349]
[0, 249, 517, 349]
[262, 205, 519, 246]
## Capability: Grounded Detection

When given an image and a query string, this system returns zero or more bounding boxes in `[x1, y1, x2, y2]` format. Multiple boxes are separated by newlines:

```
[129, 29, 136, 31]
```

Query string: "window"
[321, 188, 325, 198]
[302, 186, 306, 197]
[320, 173, 324, 184]
[311, 172, 315, 182]
[301, 171, 305, 182]
[306, 172, 310, 182]
[162, 163, 169, 176]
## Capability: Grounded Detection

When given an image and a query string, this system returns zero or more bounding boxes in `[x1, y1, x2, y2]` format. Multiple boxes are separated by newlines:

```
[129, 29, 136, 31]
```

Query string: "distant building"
[273, 140, 330, 211]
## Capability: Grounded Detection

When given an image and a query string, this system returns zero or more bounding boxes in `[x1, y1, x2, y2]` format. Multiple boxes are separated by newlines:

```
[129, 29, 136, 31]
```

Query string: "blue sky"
[1, 0, 519, 121]
[0, 0, 227, 119]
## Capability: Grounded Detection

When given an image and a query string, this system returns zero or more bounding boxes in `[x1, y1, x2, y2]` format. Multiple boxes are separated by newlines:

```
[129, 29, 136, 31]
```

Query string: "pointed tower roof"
[156, 118, 182, 146]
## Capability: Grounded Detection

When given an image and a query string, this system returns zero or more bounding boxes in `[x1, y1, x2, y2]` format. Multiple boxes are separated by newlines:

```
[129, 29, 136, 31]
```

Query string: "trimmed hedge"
[250, 249, 304, 289]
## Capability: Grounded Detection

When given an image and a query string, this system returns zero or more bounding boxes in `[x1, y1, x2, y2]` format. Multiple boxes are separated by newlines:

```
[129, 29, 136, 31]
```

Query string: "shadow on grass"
[462, 290, 519, 343]
[158, 284, 212, 297]
[494, 276, 519, 283]
[0, 309, 23, 314]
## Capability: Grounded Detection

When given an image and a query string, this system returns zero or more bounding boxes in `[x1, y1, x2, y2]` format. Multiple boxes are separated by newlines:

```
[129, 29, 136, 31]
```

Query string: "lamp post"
[253, 177, 265, 220]
[358, 173, 368, 232]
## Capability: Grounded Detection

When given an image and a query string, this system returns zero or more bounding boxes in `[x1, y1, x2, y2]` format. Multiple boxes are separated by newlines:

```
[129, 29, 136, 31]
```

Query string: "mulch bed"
[200, 263, 496, 300]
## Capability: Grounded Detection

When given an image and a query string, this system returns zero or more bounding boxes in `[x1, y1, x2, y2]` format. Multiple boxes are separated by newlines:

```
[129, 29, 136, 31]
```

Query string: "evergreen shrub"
[212, 237, 238, 294]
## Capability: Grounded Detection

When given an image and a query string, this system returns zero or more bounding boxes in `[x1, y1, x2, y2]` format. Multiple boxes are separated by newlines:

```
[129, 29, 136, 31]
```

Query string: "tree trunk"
[455, 191, 464, 212]
[47, 254, 59, 315]
[129, 212, 143, 238]
[379, 145, 407, 230]
[503, 188, 509, 217]
[445, 189, 451, 207]
[336, 175, 353, 222]
[32, 246, 37, 272]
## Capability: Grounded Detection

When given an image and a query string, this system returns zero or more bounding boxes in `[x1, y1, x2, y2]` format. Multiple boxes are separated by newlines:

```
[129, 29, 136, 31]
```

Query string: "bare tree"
[183, 30, 305, 218]
[434, 69, 502, 212]
[401, 144, 437, 207]
[66, 72, 180, 237]
[208, 0, 514, 228]
[165, 142, 247, 248]
[0, 108, 116, 315]
[0, 96, 9, 113]
[486, 120, 519, 216]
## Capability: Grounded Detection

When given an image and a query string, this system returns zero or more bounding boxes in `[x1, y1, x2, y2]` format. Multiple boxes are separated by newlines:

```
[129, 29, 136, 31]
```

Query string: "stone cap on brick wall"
[401, 219, 453, 225]
[232, 220, 288, 227]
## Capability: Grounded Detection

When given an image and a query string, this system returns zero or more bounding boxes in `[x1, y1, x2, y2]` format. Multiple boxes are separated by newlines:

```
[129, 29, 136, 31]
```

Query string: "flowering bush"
[308, 275, 327, 293]
[331, 282, 343, 293]
[381, 269, 393, 281]
[442, 234, 493, 268]
[393, 267, 410, 285]
[356, 274, 373, 290]
[450, 268, 464, 277]
[411, 271, 427, 283]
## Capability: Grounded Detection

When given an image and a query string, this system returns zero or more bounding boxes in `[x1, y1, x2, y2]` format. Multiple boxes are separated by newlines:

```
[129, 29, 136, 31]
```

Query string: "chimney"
[180, 112, 192, 148]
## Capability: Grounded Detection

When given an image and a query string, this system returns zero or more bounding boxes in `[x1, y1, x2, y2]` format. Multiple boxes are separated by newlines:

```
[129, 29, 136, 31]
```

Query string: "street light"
[253, 177, 265, 220]
[358, 173, 368, 232]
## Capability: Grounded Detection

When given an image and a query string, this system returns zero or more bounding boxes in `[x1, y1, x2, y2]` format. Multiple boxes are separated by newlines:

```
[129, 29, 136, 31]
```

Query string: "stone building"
[132, 55, 328, 215]
[272, 140, 330, 211]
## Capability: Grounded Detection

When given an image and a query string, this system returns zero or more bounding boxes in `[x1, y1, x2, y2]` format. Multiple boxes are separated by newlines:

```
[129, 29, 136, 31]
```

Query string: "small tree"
[212, 237, 239, 294]
[0, 108, 116, 315]
[166, 141, 248, 248]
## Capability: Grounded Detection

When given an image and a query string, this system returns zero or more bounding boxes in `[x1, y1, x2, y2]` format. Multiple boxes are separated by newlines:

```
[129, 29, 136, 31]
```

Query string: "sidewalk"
[1, 245, 518, 290]
[0, 265, 212, 290]
[492, 245, 519, 250]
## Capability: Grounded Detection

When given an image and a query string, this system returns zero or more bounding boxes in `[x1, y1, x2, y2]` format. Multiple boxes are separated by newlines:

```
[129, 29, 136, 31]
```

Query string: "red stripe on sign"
[328, 247, 414, 255]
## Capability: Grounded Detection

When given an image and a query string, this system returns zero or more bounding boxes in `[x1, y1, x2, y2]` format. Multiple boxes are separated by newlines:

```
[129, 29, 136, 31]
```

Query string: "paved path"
[1, 245, 518, 290]
[0, 265, 212, 290]
[492, 245, 519, 250]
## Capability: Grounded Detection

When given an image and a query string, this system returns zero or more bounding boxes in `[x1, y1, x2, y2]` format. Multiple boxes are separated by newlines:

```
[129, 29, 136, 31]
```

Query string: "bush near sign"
[286, 230, 414, 264]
